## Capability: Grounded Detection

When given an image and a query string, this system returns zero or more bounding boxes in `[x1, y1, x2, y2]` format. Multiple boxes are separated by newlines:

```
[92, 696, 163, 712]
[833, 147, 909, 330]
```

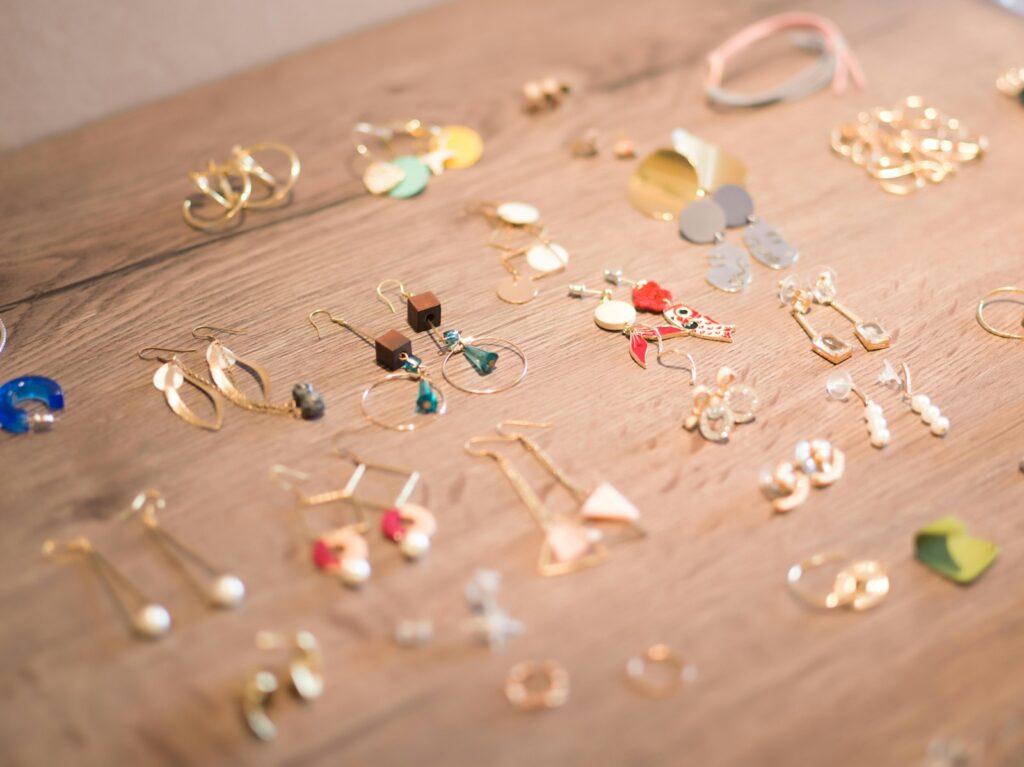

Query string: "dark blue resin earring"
[0, 376, 64, 434]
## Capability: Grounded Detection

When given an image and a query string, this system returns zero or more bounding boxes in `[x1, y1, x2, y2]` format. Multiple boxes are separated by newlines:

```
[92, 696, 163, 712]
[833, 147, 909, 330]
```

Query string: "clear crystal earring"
[878, 359, 949, 437]
[826, 370, 890, 448]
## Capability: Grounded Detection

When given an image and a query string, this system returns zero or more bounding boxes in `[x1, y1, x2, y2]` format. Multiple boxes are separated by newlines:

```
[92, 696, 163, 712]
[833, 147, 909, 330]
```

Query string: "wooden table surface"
[2, 0, 1023, 764]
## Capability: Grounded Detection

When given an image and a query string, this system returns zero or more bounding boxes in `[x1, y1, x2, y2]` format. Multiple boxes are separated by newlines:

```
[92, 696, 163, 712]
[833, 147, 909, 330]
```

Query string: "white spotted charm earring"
[826, 370, 890, 448]
[878, 360, 949, 437]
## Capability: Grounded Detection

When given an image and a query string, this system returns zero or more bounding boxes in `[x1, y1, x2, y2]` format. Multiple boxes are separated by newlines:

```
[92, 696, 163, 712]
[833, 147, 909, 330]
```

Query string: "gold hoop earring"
[139, 346, 224, 431]
[231, 142, 301, 210]
[977, 286, 1024, 340]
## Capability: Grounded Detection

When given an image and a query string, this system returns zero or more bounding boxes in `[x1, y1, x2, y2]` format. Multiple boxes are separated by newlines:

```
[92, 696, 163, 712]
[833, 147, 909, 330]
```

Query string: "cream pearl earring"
[826, 370, 890, 448]
[878, 360, 949, 437]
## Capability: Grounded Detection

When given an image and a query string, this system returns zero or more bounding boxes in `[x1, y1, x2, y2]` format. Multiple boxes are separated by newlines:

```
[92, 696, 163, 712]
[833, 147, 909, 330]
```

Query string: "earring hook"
[192, 325, 249, 342]
[138, 346, 198, 362]
[376, 279, 409, 314]
[657, 348, 697, 385]
[308, 309, 343, 340]
[463, 434, 517, 459]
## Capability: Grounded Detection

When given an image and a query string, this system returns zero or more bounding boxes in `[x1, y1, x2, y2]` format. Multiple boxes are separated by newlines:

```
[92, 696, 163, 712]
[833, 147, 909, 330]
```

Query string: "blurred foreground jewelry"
[462, 569, 524, 650]
[183, 142, 299, 231]
[0, 317, 6, 359]
[826, 370, 890, 449]
[761, 439, 844, 513]
[121, 490, 245, 609]
[394, 619, 434, 648]
[680, 359, 759, 443]
[522, 77, 570, 112]
[353, 119, 482, 197]
[831, 96, 987, 195]
[976, 286, 1024, 340]
[193, 325, 325, 421]
[628, 129, 747, 221]
[915, 516, 998, 584]
[625, 644, 697, 699]
[787, 552, 889, 611]
[878, 360, 949, 437]
[0, 375, 63, 434]
[569, 281, 734, 368]
[243, 630, 323, 742]
[472, 201, 569, 305]
[505, 661, 570, 711]
[996, 67, 1024, 105]
[42, 537, 171, 639]
[466, 421, 643, 576]
[568, 130, 636, 159]
[704, 12, 864, 109]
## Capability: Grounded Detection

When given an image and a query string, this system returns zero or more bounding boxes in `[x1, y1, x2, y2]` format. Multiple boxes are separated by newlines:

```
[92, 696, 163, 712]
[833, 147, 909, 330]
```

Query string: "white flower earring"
[826, 370, 890, 448]
[877, 360, 949, 437]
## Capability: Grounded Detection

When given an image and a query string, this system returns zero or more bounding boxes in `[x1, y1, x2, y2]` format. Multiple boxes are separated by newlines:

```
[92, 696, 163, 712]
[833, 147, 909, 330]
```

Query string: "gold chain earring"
[139, 346, 224, 431]
[192, 325, 325, 420]
[42, 537, 172, 639]
[120, 490, 246, 609]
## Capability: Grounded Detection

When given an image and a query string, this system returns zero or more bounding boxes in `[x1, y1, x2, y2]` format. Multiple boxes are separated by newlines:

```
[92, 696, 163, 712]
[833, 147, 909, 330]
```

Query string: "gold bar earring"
[121, 490, 246, 609]
[779, 278, 852, 364]
[42, 537, 172, 639]
[810, 268, 891, 350]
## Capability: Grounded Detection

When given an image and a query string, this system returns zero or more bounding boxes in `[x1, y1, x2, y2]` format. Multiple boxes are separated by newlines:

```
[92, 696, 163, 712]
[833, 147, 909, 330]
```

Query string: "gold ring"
[625, 644, 692, 699]
[505, 660, 569, 711]
[977, 286, 1024, 340]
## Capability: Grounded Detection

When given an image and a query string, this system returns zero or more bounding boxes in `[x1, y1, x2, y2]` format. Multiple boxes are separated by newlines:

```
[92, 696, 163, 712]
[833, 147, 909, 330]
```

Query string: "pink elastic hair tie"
[704, 12, 865, 108]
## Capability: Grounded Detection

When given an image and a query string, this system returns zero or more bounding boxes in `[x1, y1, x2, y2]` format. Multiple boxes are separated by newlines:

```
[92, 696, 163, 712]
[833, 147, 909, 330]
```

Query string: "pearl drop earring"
[878, 360, 949, 437]
[826, 370, 890, 448]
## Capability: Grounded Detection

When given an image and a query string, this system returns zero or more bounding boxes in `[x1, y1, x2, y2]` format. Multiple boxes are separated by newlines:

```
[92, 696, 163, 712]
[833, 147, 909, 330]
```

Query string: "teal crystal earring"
[361, 352, 446, 431]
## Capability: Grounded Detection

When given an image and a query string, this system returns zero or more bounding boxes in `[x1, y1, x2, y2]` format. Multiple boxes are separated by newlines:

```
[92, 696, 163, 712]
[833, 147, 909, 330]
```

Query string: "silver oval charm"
[705, 242, 752, 293]
[743, 220, 799, 269]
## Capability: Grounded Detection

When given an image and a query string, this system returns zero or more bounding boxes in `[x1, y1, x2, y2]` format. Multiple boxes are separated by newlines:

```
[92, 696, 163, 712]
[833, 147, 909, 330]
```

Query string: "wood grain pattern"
[2, 0, 1023, 765]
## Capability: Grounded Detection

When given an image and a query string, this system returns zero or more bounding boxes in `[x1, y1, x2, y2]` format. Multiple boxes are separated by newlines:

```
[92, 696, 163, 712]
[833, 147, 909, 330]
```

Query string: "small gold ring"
[360, 372, 446, 432]
[625, 644, 692, 699]
[441, 337, 528, 395]
[786, 552, 855, 609]
[977, 286, 1024, 340]
[505, 660, 569, 711]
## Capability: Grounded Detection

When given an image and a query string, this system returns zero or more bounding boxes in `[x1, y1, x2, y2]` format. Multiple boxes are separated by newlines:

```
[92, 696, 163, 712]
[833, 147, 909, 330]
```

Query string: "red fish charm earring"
[604, 268, 675, 312]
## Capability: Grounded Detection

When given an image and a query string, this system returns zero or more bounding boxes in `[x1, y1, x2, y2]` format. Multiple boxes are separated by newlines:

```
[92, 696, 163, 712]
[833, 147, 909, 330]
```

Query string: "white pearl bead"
[340, 557, 371, 587]
[910, 394, 930, 413]
[866, 413, 886, 430]
[210, 574, 246, 608]
[399, 530, 431, 560]
[870, 428, 890, 448]
[931, 416, 950, 436]
[864, 403, 883, 417]
[133, 603, 172, 638]
[921, 404, 940, 424]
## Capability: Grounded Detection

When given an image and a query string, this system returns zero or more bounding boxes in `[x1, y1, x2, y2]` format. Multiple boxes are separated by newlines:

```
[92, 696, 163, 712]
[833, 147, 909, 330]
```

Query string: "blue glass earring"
[0, 376, 64, 434]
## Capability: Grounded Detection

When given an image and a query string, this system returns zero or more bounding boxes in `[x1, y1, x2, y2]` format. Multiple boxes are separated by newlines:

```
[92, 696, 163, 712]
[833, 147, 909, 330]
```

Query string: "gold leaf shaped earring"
[139, 346, 224, 431]
[878, 359, 949, 437]
[121, 490, 245, 609]
[42, 537, 172, 639]
[193, 325, 325, 421]
[270, 465, 371, 587]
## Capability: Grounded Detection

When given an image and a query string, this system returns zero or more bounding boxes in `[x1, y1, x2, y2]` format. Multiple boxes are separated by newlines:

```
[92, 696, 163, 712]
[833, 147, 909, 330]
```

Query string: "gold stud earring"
[139, 346, 224, 431]
[121, 490, 245, 609]
[42, 537, 172, 639]
[192, 325, 325, 421]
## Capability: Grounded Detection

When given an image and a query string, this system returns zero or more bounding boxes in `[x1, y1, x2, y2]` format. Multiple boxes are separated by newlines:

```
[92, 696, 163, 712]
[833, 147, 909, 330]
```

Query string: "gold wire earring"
[976, 286, 1024, 340]
[139, 346, 224, 431]
[465, 420, 643, 576]
[192, 325, 325, 421]
[308, 308, 445, 432]
[42, 537, 172, 639]
[121, 490, 245, 609]
[760, 439, 845, 514]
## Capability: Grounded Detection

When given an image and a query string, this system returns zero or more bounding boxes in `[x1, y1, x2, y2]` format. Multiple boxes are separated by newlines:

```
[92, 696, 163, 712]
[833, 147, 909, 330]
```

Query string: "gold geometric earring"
[809, 268, 892, 351]
[139, 346, 224, 431]
[192, 325, 325, 421]
[41, 537, 172, 639]
[778, 278, 852, 364]
[121, 489, 246, 609]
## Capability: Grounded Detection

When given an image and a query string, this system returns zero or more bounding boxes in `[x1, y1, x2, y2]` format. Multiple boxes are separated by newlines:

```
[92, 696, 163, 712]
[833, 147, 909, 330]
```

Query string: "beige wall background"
[0, 0, 443, 150]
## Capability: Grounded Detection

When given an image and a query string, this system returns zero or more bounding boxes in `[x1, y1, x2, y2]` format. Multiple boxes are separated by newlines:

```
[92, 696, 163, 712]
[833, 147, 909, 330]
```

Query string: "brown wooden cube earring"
[376, 278, 441, 333]
[307, 309, 412, 371]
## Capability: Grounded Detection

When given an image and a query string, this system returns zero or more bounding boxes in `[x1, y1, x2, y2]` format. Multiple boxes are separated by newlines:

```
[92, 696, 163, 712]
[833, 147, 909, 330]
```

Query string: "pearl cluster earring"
[878, 360, 949, 437]
[826, 370, 890, 448]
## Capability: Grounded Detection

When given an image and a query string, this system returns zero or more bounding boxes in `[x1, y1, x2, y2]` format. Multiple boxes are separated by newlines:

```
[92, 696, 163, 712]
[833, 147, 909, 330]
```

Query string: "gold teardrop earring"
[138, 346, 224, 431]
[192, 325, 325, 421]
